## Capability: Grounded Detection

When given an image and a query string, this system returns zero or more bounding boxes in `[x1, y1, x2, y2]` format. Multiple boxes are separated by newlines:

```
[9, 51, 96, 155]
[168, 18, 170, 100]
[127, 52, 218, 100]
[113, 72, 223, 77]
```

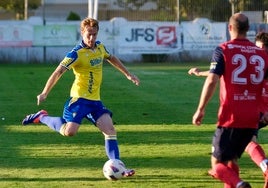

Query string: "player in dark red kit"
[192, 13, 268, 188]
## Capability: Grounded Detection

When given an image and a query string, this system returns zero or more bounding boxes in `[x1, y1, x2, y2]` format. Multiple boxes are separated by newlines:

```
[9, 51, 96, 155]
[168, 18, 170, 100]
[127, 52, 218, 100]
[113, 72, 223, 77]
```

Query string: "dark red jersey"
[210, 39, 268, 128]
[260, 80, 268, 113]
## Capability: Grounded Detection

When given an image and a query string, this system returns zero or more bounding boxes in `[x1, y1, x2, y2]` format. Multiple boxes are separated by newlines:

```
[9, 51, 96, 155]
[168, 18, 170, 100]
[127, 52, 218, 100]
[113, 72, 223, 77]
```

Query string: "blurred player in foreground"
[189, 32, 268, 188]
[22, 18, 139, 177]
[192, 13, 268, 188]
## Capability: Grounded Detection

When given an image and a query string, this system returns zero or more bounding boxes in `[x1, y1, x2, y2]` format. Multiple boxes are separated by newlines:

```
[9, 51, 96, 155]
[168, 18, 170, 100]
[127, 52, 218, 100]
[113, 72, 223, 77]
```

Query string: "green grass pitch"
[0, 63, 267, 187]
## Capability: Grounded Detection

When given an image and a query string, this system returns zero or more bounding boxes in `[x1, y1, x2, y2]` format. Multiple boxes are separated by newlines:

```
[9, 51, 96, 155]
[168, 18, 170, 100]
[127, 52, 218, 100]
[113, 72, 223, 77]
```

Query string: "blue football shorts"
[63, 97, 112, 125]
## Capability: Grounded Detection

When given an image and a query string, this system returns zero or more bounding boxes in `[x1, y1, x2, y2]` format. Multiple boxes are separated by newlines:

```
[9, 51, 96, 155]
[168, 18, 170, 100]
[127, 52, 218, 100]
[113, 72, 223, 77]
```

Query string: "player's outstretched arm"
[192, 109, 205, 125]
[188, 67, 209, 77]
[192, 74, 219, 125]
[261, 111, 268, 124]
[37, 65, 67, 105]
[107, 55, 140, 86]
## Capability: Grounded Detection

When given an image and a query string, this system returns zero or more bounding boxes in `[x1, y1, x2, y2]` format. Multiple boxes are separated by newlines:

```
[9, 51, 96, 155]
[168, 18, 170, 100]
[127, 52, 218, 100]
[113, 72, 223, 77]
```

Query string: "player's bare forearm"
[198, 75, 218, 110]
[107, 55, 129, 75]
[188, 68, 209, 77]
[37, 65, 67, 105]
[193, 74, 218, 125]
[107, 55, 140, 86]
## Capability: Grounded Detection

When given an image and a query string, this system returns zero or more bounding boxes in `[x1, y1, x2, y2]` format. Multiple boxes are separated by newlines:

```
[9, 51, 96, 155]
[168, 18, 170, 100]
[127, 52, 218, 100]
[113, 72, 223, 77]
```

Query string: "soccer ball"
[103, 159, 125, 180]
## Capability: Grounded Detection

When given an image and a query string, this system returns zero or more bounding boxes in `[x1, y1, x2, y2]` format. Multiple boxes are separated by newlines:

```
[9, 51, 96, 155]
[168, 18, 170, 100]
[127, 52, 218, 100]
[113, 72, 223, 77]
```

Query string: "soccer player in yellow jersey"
[22, 18, 139, 177]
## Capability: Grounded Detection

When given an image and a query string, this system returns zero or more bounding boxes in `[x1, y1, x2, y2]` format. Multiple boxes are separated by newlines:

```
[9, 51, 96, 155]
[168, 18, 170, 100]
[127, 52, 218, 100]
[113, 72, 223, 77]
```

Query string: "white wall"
[0, 18, 266, 63]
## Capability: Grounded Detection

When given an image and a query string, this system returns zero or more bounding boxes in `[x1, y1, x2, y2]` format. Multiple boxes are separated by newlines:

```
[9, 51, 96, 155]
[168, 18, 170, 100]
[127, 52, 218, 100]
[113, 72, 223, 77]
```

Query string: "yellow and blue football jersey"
[60, 41, 110, 100]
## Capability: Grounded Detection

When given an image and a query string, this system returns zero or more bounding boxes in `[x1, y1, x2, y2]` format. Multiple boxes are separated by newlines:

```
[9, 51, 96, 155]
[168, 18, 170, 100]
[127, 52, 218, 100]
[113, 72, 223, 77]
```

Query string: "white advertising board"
[33, 25, 77, 46]
[181, 21, 227, 50]
[118, 22, 182, 54]
[0, 25, 32, 47]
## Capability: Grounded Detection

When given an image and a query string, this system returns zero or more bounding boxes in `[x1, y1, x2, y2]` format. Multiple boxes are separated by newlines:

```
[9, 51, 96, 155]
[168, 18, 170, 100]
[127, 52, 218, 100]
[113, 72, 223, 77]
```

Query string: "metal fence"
[3, 0, 268, 22]
[95, 0, 268, 22]
[1, 0, 268, 63]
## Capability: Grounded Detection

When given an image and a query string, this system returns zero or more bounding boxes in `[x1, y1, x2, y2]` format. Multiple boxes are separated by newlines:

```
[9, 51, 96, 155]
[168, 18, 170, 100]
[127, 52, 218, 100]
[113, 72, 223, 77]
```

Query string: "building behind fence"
[1, 0, 268, 63]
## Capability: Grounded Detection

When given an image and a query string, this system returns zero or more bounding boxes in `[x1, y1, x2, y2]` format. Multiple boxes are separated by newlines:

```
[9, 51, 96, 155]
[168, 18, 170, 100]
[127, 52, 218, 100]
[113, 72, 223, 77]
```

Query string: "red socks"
[208, 142, 266, 187]
[210, 163, 241, 187]
[245, 141, 266, 168]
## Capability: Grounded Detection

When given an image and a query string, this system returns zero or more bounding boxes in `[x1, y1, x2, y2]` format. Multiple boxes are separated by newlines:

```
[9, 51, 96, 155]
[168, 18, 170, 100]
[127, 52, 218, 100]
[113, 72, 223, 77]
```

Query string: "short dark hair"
[229, 13, 249, 35]
[255, 32, 268, 48]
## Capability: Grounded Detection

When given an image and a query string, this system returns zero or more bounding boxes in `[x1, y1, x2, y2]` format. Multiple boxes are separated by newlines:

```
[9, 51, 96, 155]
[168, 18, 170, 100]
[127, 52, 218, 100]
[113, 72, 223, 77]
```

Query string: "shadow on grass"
[0, 125, 213, 169]
[0, 177, 103, 182]
[0, 155, 211, 169]
[0, 175, 223, 188]
[1, 124, 264, 188]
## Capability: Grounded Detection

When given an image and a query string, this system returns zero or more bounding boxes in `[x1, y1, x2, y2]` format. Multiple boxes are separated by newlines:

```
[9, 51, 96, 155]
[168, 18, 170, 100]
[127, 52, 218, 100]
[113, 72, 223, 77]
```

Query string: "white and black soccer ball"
[103, 159, 125, 180]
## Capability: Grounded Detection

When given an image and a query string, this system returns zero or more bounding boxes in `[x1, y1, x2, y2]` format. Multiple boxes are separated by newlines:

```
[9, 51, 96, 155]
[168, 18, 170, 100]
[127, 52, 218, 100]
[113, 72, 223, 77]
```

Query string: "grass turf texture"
[0, 63, 268, 187]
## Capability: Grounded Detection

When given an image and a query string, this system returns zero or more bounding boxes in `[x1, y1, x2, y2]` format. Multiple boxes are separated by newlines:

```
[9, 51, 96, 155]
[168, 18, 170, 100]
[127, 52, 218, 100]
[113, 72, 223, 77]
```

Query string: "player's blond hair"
[80, 17, 99, 33]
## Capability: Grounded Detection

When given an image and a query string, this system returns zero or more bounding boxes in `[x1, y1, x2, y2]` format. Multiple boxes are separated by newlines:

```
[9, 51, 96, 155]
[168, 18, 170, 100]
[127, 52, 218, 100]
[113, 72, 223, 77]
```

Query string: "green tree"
[66, 11, 81, 21]
[116, 0, 147, 10]
[237, 0, 264, 11]
[0, 0, 41, 20]
[179, 0, 230, 21]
